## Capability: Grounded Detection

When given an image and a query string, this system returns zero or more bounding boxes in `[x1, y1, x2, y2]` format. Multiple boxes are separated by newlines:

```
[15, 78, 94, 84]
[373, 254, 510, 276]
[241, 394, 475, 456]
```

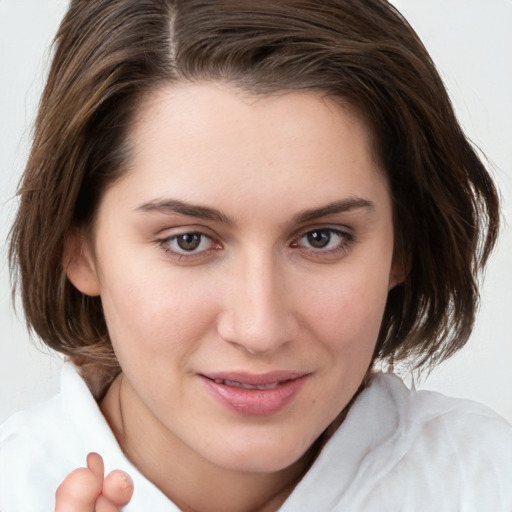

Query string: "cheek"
[96, 254, 214, 357]
[302, 263, 391, 355]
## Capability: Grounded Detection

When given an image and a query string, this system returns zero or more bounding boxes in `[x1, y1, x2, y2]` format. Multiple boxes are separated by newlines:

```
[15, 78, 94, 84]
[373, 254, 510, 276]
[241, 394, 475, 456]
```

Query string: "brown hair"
[9, 0, 499, 394]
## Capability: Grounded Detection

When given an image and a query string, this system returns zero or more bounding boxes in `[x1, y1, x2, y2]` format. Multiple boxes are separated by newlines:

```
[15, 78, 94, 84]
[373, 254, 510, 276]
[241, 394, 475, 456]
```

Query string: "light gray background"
[1, 0, 511, 423]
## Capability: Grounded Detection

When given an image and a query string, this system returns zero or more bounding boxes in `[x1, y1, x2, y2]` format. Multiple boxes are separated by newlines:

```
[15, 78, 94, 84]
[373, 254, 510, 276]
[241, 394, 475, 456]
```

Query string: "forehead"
[108, 82, 390, 218]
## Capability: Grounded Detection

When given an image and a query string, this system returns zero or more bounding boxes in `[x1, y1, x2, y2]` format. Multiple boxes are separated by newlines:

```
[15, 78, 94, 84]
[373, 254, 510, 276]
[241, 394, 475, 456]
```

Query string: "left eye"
[295, 228, 350, 250]
[164, 232, 216, 253]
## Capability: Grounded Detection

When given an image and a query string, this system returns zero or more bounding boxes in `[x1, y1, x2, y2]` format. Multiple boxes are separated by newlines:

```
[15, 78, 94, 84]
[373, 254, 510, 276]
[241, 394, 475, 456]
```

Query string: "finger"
[94, 494, 124, 512]
[93, 471, 134, 512]
[102, 470, 134, 507]
[55, 466, 103, 512]
[87, 452, 105, 478]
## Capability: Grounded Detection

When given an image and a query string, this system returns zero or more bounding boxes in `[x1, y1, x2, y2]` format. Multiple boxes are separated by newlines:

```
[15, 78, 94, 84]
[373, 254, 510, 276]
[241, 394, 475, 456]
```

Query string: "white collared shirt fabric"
[1, 363, 511, 511]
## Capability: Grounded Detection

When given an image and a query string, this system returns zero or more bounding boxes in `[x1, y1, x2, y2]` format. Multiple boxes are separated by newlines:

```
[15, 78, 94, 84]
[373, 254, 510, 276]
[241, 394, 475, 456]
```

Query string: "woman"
[1, 0, 511, 510]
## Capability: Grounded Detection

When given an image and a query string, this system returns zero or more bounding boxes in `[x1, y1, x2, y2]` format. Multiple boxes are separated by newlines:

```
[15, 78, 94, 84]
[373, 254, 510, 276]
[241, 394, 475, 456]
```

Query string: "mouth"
[209, 378, 285, 390]
[199, 371, 311, 416]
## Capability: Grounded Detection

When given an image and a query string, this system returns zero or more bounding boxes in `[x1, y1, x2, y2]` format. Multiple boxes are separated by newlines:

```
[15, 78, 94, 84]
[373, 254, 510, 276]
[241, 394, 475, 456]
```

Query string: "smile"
[211, 378, 285, 390]
[199, 371, 311, 416]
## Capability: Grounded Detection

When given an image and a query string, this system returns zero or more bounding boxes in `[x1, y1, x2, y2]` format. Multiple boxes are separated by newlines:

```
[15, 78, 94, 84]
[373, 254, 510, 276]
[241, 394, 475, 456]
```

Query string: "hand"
[55, 452, 134, 512]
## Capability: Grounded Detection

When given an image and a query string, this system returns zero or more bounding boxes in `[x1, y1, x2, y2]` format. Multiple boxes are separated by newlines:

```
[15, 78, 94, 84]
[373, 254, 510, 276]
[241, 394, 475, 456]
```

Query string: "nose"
[217, 250, 297, 355]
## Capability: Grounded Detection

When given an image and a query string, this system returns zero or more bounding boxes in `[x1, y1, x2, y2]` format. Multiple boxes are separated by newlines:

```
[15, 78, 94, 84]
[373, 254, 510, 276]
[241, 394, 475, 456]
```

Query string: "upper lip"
[200, 371, 311, 386]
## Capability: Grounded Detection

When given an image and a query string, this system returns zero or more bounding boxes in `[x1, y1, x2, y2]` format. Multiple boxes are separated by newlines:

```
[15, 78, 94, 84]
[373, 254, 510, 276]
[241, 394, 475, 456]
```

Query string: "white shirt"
[1, 363, 511, 511]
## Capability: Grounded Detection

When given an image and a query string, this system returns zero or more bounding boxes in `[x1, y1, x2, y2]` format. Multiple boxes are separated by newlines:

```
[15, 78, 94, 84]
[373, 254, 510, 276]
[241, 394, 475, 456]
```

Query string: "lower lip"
[200, 375, 309, 416]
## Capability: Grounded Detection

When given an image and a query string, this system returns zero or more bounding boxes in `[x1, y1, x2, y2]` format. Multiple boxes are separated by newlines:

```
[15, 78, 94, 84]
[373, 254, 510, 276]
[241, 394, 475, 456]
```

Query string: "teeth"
[213, 378, 281, 390]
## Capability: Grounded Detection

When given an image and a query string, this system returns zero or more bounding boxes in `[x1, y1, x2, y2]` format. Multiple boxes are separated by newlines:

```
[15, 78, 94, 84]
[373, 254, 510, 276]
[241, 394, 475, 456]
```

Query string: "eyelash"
[290, 227, 355, 259]
[156, 226, 355, 262]
[157, 231, 221, 261]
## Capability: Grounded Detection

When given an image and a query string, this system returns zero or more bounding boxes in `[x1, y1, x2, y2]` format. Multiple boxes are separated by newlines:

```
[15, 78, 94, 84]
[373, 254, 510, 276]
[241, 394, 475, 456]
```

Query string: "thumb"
[54, 453, 104, 512]
[102, 469, 134, 507]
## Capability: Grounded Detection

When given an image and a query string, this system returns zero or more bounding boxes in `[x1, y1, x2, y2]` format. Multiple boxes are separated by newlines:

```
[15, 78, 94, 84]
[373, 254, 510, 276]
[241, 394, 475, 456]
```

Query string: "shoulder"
[0, 392, 74, 465]
[0, 364, 95, 464]
[285, 373, 512, 512]
[0, 364, 107, 511]
[370, 373, 512, 510]
[379, 372, 512, 457]
[0, 394, 75, 511]
[0, 364, 175, 511]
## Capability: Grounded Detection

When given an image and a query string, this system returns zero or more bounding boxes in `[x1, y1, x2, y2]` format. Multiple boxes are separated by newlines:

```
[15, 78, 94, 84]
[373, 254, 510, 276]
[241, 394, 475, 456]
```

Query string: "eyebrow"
[136, 196, 374, 225]
[291, 196, 374, 224]
[136, 198, 233, 225]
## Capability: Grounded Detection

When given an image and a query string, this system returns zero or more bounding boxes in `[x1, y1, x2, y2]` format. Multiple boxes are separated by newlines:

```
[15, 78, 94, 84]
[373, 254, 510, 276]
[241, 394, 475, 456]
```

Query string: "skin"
[54, 453, 133, 512]
[62, 83, 403, 511]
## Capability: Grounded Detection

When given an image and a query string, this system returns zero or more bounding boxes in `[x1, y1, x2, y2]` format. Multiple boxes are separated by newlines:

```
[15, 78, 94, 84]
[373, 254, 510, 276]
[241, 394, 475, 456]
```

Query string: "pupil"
[177, 233, 201, 251]
[307, 230, 330, 248]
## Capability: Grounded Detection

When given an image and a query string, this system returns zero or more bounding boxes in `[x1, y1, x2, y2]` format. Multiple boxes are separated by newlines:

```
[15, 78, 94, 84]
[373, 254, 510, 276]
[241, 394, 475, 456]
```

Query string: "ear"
[62, 231, 100, 296]
[388, 248, 407, 290]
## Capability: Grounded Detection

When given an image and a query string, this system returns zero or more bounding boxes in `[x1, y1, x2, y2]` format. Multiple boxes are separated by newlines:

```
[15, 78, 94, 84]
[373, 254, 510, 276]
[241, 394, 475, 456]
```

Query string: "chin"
[205, 432, 315, 475]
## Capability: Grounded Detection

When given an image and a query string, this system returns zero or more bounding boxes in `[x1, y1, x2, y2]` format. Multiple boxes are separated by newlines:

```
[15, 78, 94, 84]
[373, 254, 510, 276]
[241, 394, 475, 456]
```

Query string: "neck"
[100, 374, 312, 512]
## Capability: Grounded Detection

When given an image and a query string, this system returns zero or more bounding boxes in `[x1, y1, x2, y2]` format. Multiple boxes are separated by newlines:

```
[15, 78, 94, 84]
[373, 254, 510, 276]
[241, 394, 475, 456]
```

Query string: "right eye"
[158, 231, 222, 260]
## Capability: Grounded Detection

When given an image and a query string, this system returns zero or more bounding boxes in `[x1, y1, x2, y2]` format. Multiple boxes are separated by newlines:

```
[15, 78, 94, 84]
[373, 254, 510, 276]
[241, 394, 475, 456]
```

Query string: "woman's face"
[69, 83, 401, 474]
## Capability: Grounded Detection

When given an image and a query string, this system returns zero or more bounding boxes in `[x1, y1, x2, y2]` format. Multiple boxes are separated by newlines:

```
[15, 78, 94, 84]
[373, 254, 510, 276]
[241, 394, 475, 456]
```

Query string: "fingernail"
[118, 472, 134, 489]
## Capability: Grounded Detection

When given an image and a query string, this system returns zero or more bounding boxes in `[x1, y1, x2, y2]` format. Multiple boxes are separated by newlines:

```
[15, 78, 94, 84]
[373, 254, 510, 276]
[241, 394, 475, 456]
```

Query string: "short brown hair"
[9, 0, 499, 393]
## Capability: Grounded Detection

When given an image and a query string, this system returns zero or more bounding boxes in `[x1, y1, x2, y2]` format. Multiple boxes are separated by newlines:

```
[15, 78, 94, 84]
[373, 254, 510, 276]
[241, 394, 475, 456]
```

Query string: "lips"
[199, 371, 310, 416]
[210, 378, 282, 390]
